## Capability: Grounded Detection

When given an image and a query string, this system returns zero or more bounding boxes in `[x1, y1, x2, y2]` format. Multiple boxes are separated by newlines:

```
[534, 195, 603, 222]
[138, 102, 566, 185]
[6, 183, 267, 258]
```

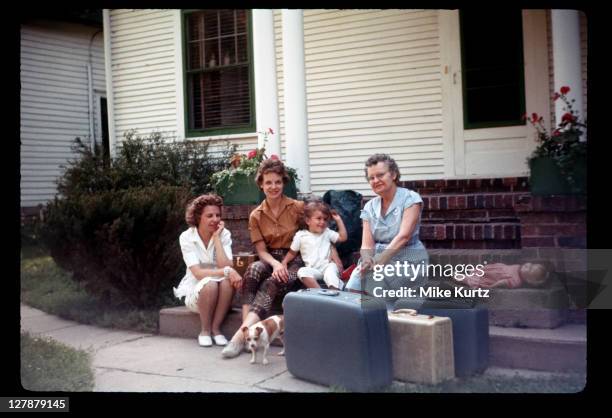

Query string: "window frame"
[459, 10, 526, 130]
[181, 9, 256, 138]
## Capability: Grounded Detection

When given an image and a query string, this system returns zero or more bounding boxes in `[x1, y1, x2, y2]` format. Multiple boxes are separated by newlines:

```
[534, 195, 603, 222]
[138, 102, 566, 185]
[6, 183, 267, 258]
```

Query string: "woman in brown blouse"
[222, 158, 305, 358]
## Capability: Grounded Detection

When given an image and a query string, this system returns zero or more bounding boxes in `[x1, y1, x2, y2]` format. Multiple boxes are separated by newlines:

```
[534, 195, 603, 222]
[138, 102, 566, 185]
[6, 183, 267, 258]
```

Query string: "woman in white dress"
[173, 194, 243, 347]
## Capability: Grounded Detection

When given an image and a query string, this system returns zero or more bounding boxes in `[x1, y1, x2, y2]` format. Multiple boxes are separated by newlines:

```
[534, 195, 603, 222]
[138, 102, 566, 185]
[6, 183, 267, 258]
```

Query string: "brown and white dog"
[241, 315, 285, 365]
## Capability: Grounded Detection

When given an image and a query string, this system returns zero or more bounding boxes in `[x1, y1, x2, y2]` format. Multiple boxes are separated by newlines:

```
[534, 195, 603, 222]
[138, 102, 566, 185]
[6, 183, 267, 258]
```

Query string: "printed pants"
[241, 248, 304, 319]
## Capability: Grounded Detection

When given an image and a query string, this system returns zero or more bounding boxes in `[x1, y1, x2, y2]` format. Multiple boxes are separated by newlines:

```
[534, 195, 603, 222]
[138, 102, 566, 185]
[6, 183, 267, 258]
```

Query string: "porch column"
[252, 9, 281, 156]
[551, 10, 585, 128]
[281, 9, 311, 193]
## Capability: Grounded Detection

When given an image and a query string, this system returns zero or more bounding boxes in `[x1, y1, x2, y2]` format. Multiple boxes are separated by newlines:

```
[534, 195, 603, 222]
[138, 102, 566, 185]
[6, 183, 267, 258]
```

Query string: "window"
[459, 10, 526, 129]
[183, 10, 254, 136]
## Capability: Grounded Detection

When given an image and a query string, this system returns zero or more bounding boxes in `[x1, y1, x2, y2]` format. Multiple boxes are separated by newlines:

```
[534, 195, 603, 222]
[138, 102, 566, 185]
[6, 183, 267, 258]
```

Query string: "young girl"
[281, 200, 348, 290]
[174, 194, 242, 347]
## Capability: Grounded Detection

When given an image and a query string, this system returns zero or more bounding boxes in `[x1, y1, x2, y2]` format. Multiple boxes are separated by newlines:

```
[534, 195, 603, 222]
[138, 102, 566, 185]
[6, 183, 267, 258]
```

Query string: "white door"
[439, 10, 550, 178]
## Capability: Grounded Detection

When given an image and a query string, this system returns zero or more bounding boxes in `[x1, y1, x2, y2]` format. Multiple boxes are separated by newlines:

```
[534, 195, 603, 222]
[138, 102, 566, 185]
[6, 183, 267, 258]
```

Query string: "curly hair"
[364, 153, 401, 185]
[255, 158, 290, 187]
[185, 194, 224, 227]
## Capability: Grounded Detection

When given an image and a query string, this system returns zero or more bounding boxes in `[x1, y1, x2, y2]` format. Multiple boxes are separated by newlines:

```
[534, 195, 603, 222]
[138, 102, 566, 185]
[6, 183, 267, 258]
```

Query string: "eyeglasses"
[367, 172, 389, 183]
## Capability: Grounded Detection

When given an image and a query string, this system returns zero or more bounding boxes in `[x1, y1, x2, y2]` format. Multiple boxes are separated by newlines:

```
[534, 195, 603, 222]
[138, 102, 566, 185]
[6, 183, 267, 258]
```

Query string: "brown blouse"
[248, 196, 305, 249]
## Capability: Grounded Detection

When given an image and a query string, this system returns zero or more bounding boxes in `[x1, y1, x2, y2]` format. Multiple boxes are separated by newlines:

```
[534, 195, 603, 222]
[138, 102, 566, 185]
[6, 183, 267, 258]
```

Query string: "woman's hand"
[212, 221, 225, 238]
[360, 257, 375, 272]
[227, 268, 243, 290]
[271, 261, 289, 283]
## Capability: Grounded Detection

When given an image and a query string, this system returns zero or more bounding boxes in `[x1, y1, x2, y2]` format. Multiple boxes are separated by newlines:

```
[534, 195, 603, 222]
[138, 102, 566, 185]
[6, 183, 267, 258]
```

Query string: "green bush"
[21, 332, 94, 391]
[40, 131, 235, 309]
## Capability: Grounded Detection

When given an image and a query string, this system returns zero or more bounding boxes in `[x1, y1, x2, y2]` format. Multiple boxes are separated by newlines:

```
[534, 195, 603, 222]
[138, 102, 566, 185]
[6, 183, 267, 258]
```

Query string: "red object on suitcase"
[341, 264, 356, 282]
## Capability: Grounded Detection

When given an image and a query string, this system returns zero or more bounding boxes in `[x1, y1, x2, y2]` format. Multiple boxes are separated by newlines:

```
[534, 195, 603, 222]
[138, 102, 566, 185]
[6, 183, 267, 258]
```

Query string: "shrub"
[40, 131, 235, 309]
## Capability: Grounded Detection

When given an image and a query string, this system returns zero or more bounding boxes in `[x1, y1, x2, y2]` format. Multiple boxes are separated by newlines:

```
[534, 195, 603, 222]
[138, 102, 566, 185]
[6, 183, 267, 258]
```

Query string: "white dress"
[173, 227, 233, 313]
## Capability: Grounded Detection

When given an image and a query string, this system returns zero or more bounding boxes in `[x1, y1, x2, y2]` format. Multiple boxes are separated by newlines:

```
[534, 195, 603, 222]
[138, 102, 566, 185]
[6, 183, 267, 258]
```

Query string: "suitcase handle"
[391, 309, 418, 316]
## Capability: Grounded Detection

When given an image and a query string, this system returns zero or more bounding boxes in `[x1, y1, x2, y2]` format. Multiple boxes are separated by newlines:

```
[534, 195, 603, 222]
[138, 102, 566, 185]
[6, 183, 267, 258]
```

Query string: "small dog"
[242, 315, 285, 365]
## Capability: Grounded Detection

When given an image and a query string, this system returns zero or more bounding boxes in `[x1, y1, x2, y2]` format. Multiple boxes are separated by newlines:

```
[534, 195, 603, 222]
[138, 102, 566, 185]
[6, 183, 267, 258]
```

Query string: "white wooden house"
[102, 9, 587, 198]
[20, 12, 107, 212]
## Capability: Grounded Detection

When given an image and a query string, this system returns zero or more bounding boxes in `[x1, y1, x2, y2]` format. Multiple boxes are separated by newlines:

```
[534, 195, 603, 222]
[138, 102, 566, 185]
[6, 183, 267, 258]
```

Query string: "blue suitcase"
[283, 289, 393, 392]
[394, 297, 489, 377]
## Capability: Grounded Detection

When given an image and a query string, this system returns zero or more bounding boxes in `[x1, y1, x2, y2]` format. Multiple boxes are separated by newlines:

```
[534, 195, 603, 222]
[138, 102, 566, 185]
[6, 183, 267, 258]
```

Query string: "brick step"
[420, 222, 520, 242]
[489, 323, 586, 372]
[421, 192, 530, 212]
[400, 177, 530, 194]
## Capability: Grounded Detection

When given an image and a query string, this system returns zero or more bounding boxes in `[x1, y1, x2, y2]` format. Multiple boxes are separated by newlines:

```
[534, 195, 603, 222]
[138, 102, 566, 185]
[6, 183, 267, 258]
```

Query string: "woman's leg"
[197, 281, 219, 335]
[211, 279, 234, 336]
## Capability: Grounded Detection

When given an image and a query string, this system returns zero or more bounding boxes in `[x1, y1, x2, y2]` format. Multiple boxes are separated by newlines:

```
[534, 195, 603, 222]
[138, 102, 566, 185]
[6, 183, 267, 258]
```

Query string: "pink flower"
[560, 86, 570, 95]
[270, 154, 279, 160]
[247, 149, 257, 159]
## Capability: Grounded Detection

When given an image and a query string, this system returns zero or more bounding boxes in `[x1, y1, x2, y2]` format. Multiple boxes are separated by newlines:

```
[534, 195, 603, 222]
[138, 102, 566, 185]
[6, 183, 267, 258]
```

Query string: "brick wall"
[223, 177, 586, 253]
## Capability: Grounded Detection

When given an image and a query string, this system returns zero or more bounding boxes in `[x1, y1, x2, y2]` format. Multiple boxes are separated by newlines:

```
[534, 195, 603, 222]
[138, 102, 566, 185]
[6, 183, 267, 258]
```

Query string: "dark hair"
[364, 153, 401, 185]
[185, 194, 223, 227]
[255, 158, 290, 187]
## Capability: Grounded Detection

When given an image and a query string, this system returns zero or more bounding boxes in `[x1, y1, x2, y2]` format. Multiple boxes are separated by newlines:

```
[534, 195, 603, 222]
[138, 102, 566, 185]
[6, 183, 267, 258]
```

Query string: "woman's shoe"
[221, 340, 243, 358]
[213, 335, 228, 346]
[198, 335, 213, 347]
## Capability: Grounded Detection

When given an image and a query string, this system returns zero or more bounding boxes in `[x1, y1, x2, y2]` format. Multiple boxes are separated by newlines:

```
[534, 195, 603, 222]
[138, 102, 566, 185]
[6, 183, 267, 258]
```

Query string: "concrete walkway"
[20, 304, 328, 392]
[20, 304, 585, 393]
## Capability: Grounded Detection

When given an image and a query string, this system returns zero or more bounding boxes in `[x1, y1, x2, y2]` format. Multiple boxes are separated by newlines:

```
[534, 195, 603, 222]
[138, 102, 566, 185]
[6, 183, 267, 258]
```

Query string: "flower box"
[217, 172, 298, 206]
[529, 156, 586, 196]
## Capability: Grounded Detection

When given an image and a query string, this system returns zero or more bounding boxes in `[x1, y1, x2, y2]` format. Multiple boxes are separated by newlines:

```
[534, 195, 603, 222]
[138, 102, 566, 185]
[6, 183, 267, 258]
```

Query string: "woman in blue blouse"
[345, 154, 429, 297]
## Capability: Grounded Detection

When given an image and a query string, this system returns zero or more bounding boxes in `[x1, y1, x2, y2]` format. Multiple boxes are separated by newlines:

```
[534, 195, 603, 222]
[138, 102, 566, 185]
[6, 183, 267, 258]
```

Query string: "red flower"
[552, 129, 561, 137]
[247, 149, 257, 159]
[561, 112, 575, 123]
[522, 113, 528, 121]
[560, 86, 570, 95]
[270, 154, 279, 160]
[268, 128, 274, 135]
[531, 113, 539, 123]
[553, 92, 560, 101]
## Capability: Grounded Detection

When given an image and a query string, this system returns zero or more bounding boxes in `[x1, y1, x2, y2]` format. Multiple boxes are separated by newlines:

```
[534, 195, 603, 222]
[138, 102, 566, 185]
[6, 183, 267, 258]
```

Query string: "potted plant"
[210, 128, 299, 205]
[526, 86, 587, 195]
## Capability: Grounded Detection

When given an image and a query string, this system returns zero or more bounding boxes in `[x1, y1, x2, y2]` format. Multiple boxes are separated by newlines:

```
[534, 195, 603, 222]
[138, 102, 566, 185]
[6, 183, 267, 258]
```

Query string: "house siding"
[275, 10, 444, 196]
[107, 9, 178, 143]
[20, 21, 105, 207]
[107, 9, 257, 157]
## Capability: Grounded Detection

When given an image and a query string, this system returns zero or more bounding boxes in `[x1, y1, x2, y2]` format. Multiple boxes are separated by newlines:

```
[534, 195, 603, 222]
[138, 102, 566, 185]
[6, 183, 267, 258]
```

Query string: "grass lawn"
[21, 332, 95, 391]
[21, 243, 161, 334]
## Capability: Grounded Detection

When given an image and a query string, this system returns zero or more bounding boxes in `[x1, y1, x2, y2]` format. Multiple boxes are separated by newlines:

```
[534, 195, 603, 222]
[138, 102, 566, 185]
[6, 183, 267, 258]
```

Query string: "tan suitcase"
[388, 309, 455, 384]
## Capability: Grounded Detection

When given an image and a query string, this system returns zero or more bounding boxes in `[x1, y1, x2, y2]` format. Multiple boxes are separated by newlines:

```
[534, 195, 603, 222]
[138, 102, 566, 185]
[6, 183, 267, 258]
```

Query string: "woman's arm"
[188, 265, 226, 280]
[359, 220, 376, 271]
[254, 241, 290, 283]
[373, 204, 421, 266]
[211, 221, 232, 268]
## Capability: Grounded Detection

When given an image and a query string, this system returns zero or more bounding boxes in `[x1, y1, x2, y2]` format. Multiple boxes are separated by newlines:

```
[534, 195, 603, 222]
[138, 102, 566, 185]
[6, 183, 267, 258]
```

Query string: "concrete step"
[159, 306, 243, 340]
[159, 307, 283, 346]
[489, 323, 586, 373]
